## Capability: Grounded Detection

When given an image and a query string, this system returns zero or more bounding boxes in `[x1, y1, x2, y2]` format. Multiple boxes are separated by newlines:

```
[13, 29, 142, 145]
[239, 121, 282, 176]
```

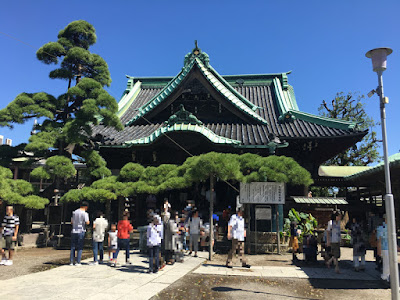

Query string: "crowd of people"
[1, 200, 391, 281]
[67, 199, 251, 273]
[290, 210, 391, 281]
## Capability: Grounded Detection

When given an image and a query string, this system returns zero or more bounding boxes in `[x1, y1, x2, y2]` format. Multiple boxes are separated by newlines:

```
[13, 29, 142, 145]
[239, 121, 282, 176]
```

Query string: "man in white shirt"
[326, 211, 342, 273]
[70, 201, 89, 266]
[226, 208, 250, 268]
[90, 211, 108, 265]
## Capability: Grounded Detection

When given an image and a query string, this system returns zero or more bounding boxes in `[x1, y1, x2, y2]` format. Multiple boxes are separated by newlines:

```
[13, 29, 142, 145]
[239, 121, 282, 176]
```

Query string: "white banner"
[239, 182, 285, 204]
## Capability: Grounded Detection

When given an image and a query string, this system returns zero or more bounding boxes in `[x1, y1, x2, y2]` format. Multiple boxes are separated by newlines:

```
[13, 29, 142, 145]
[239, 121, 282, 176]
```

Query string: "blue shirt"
[377, 222, 388, 251]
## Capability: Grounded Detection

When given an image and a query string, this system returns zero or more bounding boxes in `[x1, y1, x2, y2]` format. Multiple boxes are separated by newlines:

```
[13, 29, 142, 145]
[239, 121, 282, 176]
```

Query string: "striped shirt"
[2, 215, 20, 236]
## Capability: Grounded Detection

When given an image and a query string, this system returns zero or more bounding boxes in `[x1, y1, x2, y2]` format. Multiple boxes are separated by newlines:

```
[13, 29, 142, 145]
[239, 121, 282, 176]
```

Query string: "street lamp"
[366, 47, 398, 299]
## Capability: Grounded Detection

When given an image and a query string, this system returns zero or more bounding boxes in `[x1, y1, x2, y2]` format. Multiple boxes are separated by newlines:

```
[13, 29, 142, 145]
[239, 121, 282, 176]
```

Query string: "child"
[147, 215, 162, 273]
[108, 224, 118, 265]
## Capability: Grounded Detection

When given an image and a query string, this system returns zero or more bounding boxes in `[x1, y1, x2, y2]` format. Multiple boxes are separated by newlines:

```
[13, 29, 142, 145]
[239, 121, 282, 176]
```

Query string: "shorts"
[331, 243, 340, 258]
[3, 236, 17, 250]
[0, 237, 5, 249]
[109, 244, 117, 251]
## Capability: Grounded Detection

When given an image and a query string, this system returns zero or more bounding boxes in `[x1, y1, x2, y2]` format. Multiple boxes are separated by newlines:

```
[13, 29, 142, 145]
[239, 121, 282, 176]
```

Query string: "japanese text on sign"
[239, 182, 285, 204]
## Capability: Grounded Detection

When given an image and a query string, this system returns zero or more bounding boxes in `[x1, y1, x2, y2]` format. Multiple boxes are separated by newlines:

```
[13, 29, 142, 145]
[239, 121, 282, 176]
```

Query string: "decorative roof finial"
[195, 40, 198, 49]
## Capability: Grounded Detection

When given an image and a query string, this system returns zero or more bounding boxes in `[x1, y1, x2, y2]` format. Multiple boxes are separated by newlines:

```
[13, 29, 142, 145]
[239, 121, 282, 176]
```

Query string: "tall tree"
[318, 92, 379, 166]
[0, 20, 122, 188]
[0, 21, 122, 150]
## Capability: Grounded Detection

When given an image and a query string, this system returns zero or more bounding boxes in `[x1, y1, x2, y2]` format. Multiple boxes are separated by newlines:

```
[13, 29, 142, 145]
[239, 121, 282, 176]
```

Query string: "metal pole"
[377, 70, 399, 299]
[209, 175, 214, 261]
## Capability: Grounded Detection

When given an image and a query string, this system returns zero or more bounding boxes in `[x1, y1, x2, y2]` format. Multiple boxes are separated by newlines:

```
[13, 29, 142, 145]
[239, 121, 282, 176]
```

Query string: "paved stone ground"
[0, 250, 206, 300]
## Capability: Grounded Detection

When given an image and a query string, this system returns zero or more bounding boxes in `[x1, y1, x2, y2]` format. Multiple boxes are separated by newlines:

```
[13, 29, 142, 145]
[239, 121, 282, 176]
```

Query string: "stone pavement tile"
[132, 282, 170, 300]
[85, 293, 124, 300]
[152, 274, 185, 284]
[109, 282, 141, 292]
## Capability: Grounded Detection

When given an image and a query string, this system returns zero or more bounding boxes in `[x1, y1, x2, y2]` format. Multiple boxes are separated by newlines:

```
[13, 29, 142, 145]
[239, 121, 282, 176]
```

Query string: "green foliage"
[0, 20, 122, 159]
[0, 166, 49, 209]
[30, 166, 51, 180]
[44, 156, 76, 179]
[319, 92, 379, 166]
[183, 152, 242, 182]
[285, 208, 318, 243]
[60, 187, 116, 203]
[81, 150, 111, 180]
[239, 155, 313, 186]
[119, 162, 145, 182]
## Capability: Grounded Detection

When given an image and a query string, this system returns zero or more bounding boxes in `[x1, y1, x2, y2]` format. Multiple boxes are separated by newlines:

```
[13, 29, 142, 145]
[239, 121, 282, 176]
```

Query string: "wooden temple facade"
[94, 43, 366, 179]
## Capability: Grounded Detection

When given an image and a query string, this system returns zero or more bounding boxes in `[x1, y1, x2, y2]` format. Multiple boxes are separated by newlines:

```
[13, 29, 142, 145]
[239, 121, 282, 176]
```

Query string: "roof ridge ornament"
[165, 104, 203, 126]
[184, 40, 210, 68]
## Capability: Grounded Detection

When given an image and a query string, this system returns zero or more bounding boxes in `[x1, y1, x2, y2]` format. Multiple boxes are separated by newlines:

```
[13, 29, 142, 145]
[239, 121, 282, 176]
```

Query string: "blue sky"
[0, 1, 399, 163]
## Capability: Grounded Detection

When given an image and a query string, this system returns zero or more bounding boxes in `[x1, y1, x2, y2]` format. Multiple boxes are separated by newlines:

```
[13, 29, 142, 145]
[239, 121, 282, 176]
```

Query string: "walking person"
[188, 209, 202, 257]
[90, 211, 108, 265]
[289, 221, 300, 262]
[0, 206, 20, 266]
[377, 216, 389, 282]
[108, 224, 118, 263]
[347, 217, 366, 271]
[164, 210, 179, 264]
[226, 208, 250, 268]
[147, 215, 162, 273]
[70, 202, 89, 266]
[326, 211, 342, 273]
[113, 211, 133, 267]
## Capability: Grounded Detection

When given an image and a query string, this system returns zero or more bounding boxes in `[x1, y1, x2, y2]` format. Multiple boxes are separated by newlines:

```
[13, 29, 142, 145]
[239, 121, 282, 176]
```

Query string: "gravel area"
[0, 247, 91, 280]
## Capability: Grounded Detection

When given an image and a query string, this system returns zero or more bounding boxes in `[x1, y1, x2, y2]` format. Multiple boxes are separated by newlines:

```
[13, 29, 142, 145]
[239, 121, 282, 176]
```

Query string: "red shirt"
[117, 220, 133, 239]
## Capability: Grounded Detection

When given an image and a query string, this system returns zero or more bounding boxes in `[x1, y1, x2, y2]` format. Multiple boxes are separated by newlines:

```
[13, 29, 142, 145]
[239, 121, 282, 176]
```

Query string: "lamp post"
[366, 47, 399, 299]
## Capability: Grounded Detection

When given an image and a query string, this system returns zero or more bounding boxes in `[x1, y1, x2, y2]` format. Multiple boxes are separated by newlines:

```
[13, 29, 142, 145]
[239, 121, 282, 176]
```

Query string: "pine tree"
[318, 92, 379, 166]
[0, 20, 122, 191]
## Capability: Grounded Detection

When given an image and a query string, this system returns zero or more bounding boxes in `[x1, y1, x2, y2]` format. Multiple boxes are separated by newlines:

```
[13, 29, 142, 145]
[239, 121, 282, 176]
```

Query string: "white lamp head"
[365, 47, 393, 72]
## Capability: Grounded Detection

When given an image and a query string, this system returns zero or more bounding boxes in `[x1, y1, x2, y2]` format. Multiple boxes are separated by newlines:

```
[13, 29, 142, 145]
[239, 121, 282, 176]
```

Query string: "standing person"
[90, 211, 108, 265]
[0, 206, 19, 266]
[348, 217, 366, 271]
[147, 215, 162, 273]
[188, 209, 202, 257]
[289, 221, 299, 261]
[164, 210, 178, 264]
[226, 208, 250, 268]
[326, 211, 342, 273]
[377, 216, 389, 282]
[70, 201, 89, 266]
[113, 211, 133, 267]
[108, 224, 118, 263]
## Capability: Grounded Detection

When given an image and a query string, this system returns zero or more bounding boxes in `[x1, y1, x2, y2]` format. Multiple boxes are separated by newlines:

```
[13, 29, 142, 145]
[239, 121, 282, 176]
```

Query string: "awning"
[318, 166, 370, 177]
[292, 197, 348, 205]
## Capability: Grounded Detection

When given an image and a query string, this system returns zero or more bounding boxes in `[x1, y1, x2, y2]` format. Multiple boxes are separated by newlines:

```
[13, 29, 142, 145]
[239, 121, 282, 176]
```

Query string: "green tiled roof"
[124, 123, 242, 146]
[125, 50, 269, 126]
[292, 197, 348, 205]
[345, 153, 400, 180]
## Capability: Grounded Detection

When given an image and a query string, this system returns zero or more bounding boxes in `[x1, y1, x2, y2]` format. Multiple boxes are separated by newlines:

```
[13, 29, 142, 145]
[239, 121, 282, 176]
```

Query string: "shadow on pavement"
[212, 286, 319, 300]
[308, 278, 389, 290]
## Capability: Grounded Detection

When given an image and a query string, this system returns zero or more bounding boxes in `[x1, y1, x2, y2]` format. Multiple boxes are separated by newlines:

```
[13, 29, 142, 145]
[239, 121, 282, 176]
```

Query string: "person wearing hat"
[226, 207, 250, 268]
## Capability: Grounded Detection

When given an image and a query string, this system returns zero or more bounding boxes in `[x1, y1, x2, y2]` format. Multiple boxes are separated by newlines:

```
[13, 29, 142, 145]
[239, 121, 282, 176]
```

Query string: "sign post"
[240, 182, 285, 254]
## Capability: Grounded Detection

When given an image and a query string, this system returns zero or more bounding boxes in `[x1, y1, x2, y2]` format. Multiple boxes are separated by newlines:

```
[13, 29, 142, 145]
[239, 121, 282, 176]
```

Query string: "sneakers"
[4, 260, 13, 266]
[69, 263, 74, 266]
[75, 263, 82, 266]
[89, 261, 99, 266]
[0, 259, 7, 265]
[242, 264, 251, 268]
